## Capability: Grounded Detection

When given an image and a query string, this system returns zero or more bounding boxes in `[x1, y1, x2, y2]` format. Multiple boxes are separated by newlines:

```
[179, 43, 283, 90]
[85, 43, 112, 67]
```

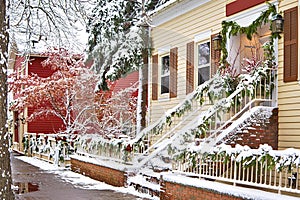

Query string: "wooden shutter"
[284, 7, 298, 82]
[152, 54, 158, 100]
[186, 42, 194, 94]
[170, 47, 178, 98]
[211, 33, 221, 77]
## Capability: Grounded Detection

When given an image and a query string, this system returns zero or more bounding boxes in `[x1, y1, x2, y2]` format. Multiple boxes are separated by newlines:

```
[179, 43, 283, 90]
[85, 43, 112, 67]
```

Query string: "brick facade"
[71, 158, 127, 187]
[224, 108, 278, 150]
[161, 181, 243, 200]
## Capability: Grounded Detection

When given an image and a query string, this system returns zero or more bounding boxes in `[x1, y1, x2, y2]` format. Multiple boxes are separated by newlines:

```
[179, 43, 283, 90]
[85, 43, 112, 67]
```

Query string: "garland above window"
[220, 2, 280, 65]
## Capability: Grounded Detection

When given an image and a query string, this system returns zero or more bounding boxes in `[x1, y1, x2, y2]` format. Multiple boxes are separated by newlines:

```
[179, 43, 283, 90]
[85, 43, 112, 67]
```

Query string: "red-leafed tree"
[9, 48, 97, 135]
[9, 48, 138, 137]
[95, 83, 138, 138]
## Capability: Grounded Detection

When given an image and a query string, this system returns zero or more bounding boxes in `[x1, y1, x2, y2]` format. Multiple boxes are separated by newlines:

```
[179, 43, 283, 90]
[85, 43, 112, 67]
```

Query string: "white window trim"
[158, 45, 171, 55]
[195, 39, 211, 87]
[158, 52, 170, 100]
[227, 3, 270, 27]
[194, 30, 211, 43]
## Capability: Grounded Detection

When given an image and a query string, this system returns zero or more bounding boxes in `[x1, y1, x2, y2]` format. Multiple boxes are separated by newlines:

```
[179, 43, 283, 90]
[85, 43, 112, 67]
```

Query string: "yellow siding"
[279, 110, 300, 117]
[150, 0, 225, 123]
[277, 0, 300, 149]
[149, 0, 300, 151]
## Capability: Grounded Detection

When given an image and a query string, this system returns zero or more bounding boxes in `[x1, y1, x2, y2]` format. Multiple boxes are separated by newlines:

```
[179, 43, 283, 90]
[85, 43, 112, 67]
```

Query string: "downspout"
[136, 64, 143, 135]
[273, 0, 280, 107]
[147, 26, 151, 127]
[23, 56, 29, 136]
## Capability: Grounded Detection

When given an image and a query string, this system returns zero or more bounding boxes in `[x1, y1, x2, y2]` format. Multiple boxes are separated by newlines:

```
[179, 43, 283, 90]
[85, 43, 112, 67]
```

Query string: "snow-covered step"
[127, 169, 161, 199]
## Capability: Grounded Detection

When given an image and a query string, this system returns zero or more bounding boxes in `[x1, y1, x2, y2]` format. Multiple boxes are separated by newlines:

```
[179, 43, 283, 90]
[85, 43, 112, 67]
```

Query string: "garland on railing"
[183, 64, 272, 142]
[22, 134, 73, 164]
[176, 143, 300, 173]
[160, 80, 211, 128]
[75, 134, 132, 161]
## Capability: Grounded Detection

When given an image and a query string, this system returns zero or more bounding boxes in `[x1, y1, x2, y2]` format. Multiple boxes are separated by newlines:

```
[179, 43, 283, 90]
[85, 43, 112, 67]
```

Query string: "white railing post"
[278, 171, 282, 194]
[233, 157, 237, 186]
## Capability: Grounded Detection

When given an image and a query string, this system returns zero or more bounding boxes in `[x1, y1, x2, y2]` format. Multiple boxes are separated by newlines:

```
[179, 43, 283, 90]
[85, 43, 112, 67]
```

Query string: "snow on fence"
[74, 134, 133, 163]
[22, 133, 134, 165]
[23, 133, 73, 166]
[173, 144, 300, 195]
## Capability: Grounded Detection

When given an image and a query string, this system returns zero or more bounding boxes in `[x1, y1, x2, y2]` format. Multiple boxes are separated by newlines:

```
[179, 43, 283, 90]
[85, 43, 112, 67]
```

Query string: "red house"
[9, 52, 140, 152]
[10, 54, 65, 152]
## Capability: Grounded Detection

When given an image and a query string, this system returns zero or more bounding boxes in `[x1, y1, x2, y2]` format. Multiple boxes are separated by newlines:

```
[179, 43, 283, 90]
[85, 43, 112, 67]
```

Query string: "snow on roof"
[148, 0, 178, 16]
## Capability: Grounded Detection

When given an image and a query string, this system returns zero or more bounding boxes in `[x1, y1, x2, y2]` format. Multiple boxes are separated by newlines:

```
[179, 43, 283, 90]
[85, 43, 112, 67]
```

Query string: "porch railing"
[130, 79, 215, 156]
[75, 134, 132, 163]
[129, 67, 276, 165]
[189, 68, 276, 152]
[173, 145, 300, 195]
[22, 133, 72, 166]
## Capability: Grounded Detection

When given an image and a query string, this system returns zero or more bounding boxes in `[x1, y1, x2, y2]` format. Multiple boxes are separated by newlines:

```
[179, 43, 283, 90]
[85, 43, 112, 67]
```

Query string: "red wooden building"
[9, 53, 140, 152]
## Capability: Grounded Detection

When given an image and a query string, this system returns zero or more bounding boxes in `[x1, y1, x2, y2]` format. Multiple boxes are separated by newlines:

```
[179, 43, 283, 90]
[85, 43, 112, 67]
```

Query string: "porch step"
[127, 169, 161, 199]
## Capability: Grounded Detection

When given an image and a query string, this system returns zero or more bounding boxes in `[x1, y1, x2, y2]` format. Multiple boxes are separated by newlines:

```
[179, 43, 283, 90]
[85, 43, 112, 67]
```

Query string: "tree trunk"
[0, 0, 15, 199]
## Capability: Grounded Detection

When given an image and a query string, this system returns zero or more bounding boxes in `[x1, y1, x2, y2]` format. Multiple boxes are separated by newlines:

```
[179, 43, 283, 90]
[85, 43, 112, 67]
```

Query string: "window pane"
[198, 42, 210, 66]
[198, 66, 209, 85]
[161, 56, 170, 75]
[161, 76, 169, 94]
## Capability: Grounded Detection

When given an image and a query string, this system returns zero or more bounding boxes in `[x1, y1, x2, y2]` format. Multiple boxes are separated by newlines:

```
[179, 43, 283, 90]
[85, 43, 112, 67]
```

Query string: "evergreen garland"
[220, 2, 279, 66]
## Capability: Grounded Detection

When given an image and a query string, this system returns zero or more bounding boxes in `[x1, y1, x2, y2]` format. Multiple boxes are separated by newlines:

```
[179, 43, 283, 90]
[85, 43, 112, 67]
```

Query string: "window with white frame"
[197, 41, 210, 85]
[161, 55, 170, 94]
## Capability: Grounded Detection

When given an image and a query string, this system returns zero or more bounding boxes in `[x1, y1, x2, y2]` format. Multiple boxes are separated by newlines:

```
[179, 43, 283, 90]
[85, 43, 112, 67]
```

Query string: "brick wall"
[71, 157, 127, 187]
[161, 181, 244, 200]
[224, 108, 278, 150]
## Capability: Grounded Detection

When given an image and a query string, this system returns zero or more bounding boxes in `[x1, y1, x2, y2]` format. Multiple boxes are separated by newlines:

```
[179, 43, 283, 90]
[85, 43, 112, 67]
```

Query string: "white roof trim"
[194, 30, 212, 43]
[151, 0, 211, 26]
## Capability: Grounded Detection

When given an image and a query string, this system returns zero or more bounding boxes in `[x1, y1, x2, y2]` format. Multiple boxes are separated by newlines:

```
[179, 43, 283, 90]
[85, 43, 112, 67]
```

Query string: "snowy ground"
[16, 156, 158, 200]
[16, 155, 300, 200]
